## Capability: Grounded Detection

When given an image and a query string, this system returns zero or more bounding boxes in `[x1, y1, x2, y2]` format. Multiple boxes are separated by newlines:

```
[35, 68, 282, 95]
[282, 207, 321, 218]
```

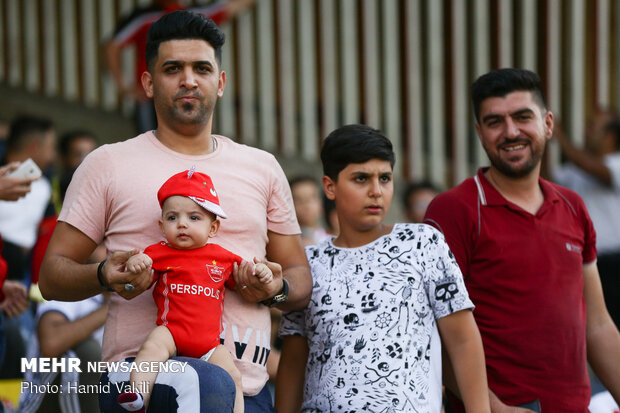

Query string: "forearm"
[40, 254, 103, 301]
[105, 41, 126, 90]
[448, 336, 490, 412]
[39, 306, 108, 358]
[277, 264, 312, 311]
[587, 320, 620, 405]
[439, 311, 490, 412]
[275, 335, 307, 413]
[556, 133, 612, 184]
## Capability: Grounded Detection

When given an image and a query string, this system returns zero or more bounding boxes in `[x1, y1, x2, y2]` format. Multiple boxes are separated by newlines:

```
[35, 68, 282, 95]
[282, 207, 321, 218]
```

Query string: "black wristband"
[97, 260, 113, 292]
[261, 278, 289, 307]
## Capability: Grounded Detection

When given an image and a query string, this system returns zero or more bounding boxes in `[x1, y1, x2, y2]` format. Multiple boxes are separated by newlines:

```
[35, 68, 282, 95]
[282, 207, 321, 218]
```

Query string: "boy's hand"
[126, 253, 153, 274]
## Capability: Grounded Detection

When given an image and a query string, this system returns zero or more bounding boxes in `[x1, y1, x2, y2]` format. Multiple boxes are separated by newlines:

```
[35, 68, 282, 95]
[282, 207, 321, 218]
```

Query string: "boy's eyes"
[354, 175, 392, 183]
[166, 215, 176, 221]
[190, 215, 200, 221]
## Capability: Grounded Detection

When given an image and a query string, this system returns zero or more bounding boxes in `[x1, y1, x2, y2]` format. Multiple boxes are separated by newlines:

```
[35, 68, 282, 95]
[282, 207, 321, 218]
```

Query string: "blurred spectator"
[0, 115, 55, 381]
[0, 164, 33, 391]
[0, 115, 55, 282]
[18, 295, 108, 413]
[52, 130, 98, 214]
[402, 180, 440, 223]
[32, 130, 100, 290]
[553, 109, 620, 329]
[289, 176, 331, 246]
[104, 0, 255, 133]
[58, 130, 98, 172]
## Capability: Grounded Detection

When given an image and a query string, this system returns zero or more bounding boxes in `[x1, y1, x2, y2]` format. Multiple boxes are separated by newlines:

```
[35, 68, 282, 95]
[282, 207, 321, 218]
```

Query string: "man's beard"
[154, 87, 214, 126]
[485, 139, 545, 178]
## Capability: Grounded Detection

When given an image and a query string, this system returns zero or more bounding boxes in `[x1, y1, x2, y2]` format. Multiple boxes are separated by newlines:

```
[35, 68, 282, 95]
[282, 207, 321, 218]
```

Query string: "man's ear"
[544, 110, 555, 140]
[322, 175, 336, 201]
[217, 71, 226, 98]
[142, 71, 154, 98]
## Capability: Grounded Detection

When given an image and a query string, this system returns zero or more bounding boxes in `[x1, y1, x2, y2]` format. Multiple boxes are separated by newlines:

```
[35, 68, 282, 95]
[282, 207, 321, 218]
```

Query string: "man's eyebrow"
[509, 108, 535, 117]
[481, 113, 502, 124]
[161, 60, 214, 67]
[481, 108, 535, 124]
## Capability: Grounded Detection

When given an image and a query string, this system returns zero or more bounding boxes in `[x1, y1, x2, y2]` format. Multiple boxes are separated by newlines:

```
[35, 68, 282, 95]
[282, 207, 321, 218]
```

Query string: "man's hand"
[234, 257, 282, 303]
[100, 250, 153, 300]
[490, 393, 536, 413]
[0, 162, 35, 201]
[0, 280, 29, 317]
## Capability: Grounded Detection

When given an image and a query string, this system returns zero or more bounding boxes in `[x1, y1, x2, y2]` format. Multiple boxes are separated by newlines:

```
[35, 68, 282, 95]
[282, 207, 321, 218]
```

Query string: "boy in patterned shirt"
[117, 169, 273, 413]
[275, 124, 490, 412]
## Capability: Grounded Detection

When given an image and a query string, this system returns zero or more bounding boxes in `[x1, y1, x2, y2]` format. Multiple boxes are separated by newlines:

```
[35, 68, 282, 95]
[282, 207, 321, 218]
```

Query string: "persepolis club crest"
[205, 260, 224, 283]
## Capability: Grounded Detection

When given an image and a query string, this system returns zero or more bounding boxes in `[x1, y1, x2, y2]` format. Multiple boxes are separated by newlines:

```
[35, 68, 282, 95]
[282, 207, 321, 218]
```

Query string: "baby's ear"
[209, 218, 220, 237]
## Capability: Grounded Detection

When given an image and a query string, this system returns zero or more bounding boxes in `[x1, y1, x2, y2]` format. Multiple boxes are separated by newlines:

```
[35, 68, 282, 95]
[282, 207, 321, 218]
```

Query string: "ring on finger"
[124, 283, 135, 292]
[241, 285, 248, 289]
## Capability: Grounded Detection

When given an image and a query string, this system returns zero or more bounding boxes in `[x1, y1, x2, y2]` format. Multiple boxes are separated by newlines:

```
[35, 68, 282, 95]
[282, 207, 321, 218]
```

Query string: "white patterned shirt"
[279, 223, 473, 413]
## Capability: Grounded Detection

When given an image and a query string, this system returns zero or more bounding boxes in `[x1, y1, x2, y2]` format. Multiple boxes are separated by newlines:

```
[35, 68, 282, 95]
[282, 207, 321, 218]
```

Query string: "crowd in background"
[1, 105, 619, 412]
[0, 3, 619, 412]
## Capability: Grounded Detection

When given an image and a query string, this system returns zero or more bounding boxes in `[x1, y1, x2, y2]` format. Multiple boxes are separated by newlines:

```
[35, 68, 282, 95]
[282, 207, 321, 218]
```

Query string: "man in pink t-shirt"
[105, 0, 255, 134]
[41, 10, 311, 413]
[424, 68, 620, 412]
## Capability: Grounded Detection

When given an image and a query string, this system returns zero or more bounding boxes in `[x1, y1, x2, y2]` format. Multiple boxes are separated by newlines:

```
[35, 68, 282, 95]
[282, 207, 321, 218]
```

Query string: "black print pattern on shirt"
[280, 223, 473, 412]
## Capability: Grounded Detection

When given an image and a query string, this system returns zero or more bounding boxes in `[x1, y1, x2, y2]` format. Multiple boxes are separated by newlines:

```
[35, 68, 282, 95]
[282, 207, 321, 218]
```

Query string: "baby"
[117, 169, 273, 413]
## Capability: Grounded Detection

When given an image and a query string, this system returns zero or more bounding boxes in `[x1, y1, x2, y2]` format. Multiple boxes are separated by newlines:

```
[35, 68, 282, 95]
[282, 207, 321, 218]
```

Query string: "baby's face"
[159, 196, 219, 250]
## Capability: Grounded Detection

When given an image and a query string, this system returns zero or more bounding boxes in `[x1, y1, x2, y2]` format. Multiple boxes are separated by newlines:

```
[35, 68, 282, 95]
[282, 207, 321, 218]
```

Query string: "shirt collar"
[475, 167, 562, 209]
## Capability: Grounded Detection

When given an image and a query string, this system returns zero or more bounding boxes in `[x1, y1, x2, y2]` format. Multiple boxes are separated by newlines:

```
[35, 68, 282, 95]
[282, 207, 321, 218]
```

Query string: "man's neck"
[484, 166, 544, 215]
[153, 123, 216, 155]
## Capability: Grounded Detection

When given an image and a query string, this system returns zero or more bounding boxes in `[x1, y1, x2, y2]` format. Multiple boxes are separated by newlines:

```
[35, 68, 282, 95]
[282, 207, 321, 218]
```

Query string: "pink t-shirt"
[59, 132, 300, 395]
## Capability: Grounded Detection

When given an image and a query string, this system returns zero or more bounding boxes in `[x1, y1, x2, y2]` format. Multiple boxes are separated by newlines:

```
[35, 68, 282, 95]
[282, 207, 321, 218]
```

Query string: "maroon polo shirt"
[424, 168, 596, 412]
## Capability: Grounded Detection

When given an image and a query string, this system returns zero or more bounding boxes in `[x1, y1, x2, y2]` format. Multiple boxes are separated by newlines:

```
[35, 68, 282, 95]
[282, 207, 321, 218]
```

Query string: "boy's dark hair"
[58, 130, 97, 158]
[402, 180, 440, 210]
[471, 68, 547, 122]
[320, 124, 395, 180]
[6, 115, 53, 154]
[145, 10, 225, 72]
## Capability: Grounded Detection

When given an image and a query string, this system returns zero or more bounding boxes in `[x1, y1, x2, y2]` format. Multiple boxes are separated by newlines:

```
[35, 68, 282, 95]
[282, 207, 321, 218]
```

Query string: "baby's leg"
[117, 325, 176, 412]
[207, 345, 244, 413]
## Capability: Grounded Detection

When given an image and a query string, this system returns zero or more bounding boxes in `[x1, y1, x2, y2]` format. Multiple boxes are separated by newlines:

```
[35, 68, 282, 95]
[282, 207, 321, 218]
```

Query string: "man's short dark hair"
[320, 124, 395, 181]
[471, 68, 547, 122]
[145, 10, 225, 72]
[6, 115, 53, 154]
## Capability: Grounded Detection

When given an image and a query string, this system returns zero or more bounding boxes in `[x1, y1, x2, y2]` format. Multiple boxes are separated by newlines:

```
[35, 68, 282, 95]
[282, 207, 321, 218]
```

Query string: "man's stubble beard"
[484, 139, 546, 179]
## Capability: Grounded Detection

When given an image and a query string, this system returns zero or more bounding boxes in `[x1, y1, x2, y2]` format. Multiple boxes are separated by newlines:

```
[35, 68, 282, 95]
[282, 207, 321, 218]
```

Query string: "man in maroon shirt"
[424, 68, 620, 412]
